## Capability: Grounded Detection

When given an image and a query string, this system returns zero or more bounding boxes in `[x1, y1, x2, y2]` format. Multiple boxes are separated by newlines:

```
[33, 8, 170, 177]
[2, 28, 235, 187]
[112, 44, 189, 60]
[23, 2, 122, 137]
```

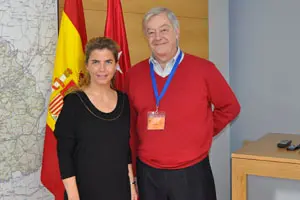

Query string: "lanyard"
[150, 51, 183, 111]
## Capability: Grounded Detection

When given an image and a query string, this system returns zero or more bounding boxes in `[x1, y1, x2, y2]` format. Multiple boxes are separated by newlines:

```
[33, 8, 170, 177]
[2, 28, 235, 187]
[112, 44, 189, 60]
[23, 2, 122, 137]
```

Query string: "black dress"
[54, 90, 131, 200]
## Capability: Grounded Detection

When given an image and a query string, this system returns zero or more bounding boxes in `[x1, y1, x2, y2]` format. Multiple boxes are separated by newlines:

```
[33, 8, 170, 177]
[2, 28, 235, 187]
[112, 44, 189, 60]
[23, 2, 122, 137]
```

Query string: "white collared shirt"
[149, 48, 184, 78]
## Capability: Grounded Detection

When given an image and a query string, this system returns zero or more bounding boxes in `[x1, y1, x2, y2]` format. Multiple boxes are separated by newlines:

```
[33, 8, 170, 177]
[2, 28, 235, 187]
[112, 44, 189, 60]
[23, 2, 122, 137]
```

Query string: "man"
[125, 7, 240, 200]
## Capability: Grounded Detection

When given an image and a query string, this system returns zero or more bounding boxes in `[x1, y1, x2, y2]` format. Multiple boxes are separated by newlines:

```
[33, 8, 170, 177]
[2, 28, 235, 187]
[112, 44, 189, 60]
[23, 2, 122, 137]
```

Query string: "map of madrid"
[0, 0, 57, 199]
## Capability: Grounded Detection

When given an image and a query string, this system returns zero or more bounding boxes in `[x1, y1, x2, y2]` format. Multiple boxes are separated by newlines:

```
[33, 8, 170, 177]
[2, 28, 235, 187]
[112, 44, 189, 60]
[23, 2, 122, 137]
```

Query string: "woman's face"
[86, 48, 117, 87]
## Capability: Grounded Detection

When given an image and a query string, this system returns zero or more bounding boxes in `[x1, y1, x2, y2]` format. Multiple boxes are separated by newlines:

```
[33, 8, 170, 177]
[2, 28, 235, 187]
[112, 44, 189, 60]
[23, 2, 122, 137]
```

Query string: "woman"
[54, 37, 138, 200]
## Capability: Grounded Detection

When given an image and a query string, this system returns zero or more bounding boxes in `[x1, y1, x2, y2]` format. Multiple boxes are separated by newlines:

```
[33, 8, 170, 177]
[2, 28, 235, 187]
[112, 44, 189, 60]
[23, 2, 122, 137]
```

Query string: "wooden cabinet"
[232, 133, 300, 200]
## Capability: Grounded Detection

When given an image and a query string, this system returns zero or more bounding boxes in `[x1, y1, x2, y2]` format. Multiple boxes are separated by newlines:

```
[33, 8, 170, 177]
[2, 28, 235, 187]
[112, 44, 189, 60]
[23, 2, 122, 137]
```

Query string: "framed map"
[0, 0, 58, 199]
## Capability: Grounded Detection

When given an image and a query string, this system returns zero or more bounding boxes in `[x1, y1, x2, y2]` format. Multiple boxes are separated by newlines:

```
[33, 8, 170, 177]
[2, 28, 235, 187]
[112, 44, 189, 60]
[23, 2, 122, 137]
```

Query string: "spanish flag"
[41, 0, 87, 199]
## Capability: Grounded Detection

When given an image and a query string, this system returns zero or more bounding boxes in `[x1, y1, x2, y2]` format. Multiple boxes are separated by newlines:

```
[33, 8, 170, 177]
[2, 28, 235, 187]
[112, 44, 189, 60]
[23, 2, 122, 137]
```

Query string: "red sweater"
[125, 53, 240, 169]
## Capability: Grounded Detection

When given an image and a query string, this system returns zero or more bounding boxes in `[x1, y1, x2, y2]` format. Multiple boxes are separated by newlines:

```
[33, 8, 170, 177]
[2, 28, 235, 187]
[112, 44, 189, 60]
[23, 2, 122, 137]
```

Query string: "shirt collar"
[149, 47, 181, 65]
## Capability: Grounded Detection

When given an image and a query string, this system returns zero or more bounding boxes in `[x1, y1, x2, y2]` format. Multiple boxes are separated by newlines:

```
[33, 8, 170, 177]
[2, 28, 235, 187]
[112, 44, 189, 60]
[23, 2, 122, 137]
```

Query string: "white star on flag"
[116, 51, 123, 74]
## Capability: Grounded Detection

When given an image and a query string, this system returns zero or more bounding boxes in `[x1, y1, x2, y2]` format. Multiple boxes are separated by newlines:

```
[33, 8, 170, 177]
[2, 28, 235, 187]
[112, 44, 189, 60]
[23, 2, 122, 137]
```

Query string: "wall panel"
[59, 0, 208, 64]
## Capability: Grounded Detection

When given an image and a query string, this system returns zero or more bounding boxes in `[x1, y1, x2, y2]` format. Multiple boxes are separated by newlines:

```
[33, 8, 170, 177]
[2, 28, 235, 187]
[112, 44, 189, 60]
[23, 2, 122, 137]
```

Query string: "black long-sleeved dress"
[54, 90, 131, 200]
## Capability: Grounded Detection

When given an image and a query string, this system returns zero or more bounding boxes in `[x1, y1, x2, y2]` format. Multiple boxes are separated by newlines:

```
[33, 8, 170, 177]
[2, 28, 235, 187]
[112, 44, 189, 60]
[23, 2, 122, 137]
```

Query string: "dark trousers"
[137, 157, 217, 200]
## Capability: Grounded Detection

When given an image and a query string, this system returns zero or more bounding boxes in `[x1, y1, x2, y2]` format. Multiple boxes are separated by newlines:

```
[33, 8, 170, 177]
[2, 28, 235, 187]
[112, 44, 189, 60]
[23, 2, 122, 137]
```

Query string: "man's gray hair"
[142, 7, 179, 34]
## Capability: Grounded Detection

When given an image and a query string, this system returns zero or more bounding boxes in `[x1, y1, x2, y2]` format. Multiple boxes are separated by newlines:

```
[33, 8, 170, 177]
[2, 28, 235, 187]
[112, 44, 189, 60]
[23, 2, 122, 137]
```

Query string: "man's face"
[145, 13, 179, 62]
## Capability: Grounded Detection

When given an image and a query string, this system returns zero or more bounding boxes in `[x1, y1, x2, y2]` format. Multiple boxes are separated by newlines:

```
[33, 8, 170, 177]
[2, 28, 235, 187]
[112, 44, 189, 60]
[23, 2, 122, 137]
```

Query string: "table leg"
[232, 158, 247, 200]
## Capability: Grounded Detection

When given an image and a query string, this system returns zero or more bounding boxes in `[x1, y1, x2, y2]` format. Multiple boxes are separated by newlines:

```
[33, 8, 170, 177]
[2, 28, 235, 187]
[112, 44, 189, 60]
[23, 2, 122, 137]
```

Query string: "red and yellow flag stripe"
[41, 0, 87, 199]
[47, 4, 87, 131]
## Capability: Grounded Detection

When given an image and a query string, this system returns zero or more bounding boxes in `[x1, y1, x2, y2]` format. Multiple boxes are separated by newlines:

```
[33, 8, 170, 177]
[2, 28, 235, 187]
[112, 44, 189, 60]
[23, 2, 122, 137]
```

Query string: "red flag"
[41, 0, 87, 199]
[104, 0, 138, 177]
[104, 0, 131, 91]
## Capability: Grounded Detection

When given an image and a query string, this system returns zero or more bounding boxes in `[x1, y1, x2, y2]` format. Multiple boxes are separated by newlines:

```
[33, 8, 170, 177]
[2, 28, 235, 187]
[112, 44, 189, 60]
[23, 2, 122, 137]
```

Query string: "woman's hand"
[130, 183, 138, 200]
[63, 176, 80, 200]
[68, 197, 80, 200]
[128, 164, 138, 200]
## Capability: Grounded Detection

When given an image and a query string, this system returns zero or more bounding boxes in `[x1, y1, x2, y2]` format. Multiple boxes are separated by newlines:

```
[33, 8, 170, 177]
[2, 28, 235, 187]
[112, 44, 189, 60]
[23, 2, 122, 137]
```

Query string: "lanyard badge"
[147, 51, 183, 130]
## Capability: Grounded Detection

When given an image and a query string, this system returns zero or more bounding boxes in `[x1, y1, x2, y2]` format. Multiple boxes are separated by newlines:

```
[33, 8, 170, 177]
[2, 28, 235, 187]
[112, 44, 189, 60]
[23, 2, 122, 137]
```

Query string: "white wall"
[209, 0, 231, 200]
[230, 0, 300, 199]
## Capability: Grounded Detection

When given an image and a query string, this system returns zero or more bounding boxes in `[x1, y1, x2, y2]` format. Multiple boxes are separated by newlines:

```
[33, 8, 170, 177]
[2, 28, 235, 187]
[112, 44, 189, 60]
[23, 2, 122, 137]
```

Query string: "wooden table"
[232, 133, 300, 200]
